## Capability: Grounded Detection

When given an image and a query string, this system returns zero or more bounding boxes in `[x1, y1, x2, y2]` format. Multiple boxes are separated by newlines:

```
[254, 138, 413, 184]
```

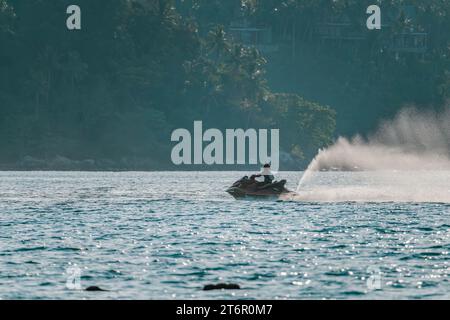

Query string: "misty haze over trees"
[0, 0, 448, 170]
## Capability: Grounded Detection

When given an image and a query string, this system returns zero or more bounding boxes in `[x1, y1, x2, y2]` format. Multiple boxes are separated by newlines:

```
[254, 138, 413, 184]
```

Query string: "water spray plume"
[294, 107, 450, 202]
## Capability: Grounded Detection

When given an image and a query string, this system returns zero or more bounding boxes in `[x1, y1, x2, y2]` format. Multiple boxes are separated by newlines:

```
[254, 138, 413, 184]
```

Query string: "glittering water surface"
[0, 171, 449, 300]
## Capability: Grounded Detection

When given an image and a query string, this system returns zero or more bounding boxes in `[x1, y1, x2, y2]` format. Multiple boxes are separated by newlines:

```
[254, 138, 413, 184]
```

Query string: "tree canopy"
[0, 0, 448, 170]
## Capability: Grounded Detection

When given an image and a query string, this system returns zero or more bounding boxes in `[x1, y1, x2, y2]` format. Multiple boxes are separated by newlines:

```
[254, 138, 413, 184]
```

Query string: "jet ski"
[226, 175, 291, 199]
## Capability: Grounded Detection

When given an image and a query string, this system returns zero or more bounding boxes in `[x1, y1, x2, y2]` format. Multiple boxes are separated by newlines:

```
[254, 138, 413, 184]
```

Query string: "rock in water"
[85, 286, 107, 292]
[203, 283, 240, 291]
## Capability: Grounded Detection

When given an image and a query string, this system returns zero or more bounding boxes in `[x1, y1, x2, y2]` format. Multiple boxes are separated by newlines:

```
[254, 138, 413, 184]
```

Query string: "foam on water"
[290, 171, 450, 203]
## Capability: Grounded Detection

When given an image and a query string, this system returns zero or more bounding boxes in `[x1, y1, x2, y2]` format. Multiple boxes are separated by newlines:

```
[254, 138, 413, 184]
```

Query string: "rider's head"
[263, 164, 271, 168]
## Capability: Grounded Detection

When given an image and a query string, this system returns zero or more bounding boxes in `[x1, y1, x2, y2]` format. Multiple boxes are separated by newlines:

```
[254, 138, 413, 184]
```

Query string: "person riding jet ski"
[254, 163, 275, 185]
[226, 164, 290, 199]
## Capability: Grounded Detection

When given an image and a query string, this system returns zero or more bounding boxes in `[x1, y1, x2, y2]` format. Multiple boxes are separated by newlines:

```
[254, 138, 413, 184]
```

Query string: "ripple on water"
[0, 171, 449, 299]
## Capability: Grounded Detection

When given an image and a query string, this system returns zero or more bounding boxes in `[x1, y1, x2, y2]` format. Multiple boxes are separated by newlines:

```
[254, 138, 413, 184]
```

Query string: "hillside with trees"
[0, 0, 448, 170]
[179, 0, 449, 134]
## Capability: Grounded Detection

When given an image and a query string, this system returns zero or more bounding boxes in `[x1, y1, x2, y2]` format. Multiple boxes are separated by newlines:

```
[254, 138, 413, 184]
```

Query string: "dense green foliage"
[180, 0, 449, 133]
[0, 0, 448, 169]
[235, 0, 450, 134]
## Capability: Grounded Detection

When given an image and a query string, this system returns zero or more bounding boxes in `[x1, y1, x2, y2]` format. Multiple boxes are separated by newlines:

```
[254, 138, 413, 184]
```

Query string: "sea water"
[0, 171, 449, 299]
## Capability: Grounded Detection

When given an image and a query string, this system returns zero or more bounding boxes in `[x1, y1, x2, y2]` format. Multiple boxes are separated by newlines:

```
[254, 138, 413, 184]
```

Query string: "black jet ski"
[226, 175, 291, 199]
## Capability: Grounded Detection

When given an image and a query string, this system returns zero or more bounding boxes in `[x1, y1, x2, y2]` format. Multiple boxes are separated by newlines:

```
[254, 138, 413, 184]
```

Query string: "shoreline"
[0, 155, 306, 171]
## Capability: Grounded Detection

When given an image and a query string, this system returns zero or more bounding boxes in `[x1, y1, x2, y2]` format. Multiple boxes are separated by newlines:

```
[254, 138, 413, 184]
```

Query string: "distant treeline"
[0, 0, 448, 170]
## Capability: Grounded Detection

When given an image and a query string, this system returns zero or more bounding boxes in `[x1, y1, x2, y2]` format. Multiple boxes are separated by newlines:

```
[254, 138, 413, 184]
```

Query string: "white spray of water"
[294, 107, 450, 202]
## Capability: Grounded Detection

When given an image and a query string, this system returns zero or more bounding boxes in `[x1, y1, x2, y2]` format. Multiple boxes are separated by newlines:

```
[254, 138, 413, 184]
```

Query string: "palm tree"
[206, 25, 231, 62]
[62, 51, 88, 95]
[36, 46, 61, 106]
[26, 69, 48, 119]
